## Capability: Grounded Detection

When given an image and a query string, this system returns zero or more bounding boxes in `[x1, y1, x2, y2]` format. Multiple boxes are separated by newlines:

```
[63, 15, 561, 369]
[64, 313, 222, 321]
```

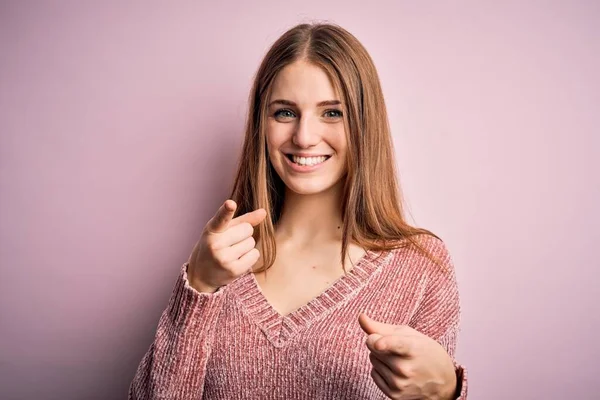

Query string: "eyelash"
[274, 109, 296, 119]
[273, 109, 343, 119]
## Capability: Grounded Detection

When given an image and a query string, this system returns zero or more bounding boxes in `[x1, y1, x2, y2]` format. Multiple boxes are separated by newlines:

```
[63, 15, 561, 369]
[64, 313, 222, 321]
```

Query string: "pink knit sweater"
[129, 236, 467, 399]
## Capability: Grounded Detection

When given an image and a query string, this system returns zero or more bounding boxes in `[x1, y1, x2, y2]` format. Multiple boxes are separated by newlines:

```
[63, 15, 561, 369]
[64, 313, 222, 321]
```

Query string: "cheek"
[265, 128, 284, 165]
[327, 126, 348, 154]
[266, 123, 294, 150]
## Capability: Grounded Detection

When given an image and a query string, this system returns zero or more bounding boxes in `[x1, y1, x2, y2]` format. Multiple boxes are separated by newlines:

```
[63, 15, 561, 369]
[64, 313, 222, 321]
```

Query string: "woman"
[129, 23, 467, 399]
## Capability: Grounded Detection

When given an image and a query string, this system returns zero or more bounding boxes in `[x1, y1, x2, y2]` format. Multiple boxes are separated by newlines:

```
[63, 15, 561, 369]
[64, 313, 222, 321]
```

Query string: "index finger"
[229, 208, 267, 228]
[206, 200, 237, 234]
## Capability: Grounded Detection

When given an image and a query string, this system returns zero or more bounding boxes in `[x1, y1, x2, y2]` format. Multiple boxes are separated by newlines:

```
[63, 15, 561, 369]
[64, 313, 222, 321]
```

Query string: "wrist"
[186, 263, 219, 293]
[193, 282, 220, 293]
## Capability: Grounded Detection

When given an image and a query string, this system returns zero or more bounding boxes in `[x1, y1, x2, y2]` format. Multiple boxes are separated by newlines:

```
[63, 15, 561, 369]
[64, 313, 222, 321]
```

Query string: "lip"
[285, 152, 333, 157]
[283, 153, 331, 173]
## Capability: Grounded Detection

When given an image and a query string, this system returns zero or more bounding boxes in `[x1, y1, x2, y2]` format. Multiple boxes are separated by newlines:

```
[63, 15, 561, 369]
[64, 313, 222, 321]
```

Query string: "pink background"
[1, 1, 598, 399]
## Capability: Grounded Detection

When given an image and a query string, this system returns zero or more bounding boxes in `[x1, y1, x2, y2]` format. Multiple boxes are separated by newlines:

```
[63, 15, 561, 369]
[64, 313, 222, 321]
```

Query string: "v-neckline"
[231, 248, 391, 347]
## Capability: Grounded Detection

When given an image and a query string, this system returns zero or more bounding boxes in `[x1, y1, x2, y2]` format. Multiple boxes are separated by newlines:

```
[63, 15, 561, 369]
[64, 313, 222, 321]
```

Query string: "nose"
[292, 115, 320, 148]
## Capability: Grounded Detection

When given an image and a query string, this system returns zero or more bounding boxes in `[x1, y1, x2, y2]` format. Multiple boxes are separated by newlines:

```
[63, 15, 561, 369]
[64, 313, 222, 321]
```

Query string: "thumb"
[365, 333, 384, 351]
[358, 313, 398, 336]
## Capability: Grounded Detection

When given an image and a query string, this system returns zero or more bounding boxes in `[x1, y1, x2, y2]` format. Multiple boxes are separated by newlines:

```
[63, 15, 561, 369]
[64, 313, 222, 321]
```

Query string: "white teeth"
[291, 155, 328, 166]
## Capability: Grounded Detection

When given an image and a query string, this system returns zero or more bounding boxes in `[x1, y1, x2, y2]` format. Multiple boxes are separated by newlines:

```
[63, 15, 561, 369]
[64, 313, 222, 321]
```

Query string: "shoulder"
[384, 233, 456, 281]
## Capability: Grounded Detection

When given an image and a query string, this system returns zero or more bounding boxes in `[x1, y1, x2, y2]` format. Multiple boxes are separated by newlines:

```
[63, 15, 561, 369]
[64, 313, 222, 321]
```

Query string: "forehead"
[270, 60, 339, 104]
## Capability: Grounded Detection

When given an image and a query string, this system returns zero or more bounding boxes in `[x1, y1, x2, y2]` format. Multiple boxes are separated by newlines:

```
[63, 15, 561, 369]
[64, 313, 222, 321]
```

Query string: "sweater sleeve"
[128, 263, 227, 400]
[408, 237, 468, 399]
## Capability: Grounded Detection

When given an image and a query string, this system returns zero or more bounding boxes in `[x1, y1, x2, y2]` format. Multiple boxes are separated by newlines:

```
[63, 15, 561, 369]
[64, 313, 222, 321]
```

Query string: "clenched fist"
[187, 199, 267, 293]
[359, 313, 457, 400]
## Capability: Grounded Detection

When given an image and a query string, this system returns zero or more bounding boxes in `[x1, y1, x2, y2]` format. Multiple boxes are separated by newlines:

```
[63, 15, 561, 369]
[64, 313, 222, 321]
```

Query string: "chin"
[270, 159, 347, 196]
[283, 178, 341, 196]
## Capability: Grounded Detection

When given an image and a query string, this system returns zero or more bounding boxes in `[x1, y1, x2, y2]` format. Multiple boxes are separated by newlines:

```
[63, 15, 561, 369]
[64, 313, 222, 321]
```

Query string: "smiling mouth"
[285, 153, 332, 166]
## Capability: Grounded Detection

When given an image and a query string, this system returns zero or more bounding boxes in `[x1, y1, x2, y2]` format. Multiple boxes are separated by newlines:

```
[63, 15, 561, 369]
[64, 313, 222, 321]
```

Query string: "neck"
[275, 180, 345, 248]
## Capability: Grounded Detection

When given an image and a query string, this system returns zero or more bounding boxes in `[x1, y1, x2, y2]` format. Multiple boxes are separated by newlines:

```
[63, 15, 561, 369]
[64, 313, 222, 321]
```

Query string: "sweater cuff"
[453, 361, 468, 399]
[165, 263, 225, 329]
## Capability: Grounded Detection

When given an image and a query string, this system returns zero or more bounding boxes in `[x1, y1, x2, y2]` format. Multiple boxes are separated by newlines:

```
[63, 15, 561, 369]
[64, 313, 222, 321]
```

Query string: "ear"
[358, 313, 398, 336]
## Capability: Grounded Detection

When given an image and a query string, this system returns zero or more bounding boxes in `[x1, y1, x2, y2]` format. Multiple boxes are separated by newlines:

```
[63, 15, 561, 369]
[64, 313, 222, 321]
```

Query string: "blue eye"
[274, 109, 296, 119]
[324, 110, 343, 118]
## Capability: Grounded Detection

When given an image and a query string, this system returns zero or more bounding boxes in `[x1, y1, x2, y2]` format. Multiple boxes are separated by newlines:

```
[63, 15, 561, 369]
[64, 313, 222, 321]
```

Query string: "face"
[266, 60, 348, 196]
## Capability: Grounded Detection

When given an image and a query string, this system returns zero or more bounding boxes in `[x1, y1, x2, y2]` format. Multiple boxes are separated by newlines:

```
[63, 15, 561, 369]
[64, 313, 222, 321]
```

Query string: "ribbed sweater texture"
[129, 236, 468, 399]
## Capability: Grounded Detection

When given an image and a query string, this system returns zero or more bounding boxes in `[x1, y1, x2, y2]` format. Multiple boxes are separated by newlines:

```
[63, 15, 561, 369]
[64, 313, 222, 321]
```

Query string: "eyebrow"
[268, 99, 342, 107]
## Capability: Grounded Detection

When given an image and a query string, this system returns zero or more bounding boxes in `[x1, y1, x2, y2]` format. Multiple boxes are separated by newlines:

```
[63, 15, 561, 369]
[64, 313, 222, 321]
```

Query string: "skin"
[251, 59, 368, 316]
[265, 60, 458, 399]
[359, 314, 457, 399]
[266, 59, 349, 247]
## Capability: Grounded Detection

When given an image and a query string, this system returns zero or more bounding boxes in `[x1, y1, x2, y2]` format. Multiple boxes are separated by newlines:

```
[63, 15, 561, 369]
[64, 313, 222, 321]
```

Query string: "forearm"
[128, 263, 226, 399]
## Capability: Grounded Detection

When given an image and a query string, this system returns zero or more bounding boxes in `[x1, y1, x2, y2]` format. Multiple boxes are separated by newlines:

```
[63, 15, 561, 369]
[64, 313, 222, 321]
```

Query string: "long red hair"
[229, 23, 437, 273]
